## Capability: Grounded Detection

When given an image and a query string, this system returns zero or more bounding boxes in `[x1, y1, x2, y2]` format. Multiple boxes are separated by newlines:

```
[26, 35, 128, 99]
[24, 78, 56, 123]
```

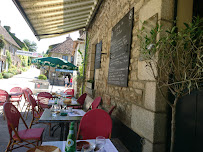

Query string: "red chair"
[73, 93, 87, 109]
[91, 96, 101, 110]
[27, 93, 43, 128]
[64, 89, 74, 98]
[26, 92, 51, 135]
[108, 105, 116, 116]
[3, 102, 44, 151]
[9, 87, 23, 111]
[77, 109, 112, 140]
[22, 88, 33, 119]
[0, 89, 9, 120]
[37, 92, 52, 110]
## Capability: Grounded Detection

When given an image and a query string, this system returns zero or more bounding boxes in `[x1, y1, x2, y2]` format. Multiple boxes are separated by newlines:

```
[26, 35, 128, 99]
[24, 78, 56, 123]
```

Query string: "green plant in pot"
[138, 17, 203, 152]
[38, 74, 47, 80]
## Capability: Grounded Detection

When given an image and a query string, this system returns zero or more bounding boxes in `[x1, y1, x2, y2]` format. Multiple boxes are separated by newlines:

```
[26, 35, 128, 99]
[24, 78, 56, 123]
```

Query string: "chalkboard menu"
[95, 41, 102, 69]
[108, 8, 134, 87]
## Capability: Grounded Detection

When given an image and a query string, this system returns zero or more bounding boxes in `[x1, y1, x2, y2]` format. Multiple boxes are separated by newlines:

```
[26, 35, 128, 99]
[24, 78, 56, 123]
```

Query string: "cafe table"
[42, 139, 118, 152]
[39, 108, 86, 141]
[48, 98, 81, 107]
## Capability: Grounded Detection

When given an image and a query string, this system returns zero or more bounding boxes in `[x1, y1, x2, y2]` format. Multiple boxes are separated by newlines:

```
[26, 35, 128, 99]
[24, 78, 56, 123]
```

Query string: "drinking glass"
[95, 136, 106, 151]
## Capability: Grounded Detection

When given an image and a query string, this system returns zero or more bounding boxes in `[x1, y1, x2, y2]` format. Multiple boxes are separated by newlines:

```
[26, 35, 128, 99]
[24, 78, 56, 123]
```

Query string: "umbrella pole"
[51, 68, 56, 92]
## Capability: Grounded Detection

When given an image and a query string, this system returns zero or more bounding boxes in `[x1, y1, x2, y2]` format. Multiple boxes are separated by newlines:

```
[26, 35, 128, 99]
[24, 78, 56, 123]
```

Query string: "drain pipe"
[81, 30, 88, 94]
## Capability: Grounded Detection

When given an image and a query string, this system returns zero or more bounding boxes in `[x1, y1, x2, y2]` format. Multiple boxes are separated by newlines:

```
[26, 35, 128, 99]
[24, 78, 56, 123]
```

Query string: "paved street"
[0, 67, 65, 93]
[0, 67, 68, 152]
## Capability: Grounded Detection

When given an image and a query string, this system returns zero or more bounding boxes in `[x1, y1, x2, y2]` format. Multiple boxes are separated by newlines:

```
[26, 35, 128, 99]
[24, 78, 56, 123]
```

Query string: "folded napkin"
[35, 147, 60, 152]
[35, 149, 45, 152]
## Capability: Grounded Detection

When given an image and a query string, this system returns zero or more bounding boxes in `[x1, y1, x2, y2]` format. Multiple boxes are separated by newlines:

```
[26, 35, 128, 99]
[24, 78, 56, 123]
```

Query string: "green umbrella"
[32, 57, 78, 70]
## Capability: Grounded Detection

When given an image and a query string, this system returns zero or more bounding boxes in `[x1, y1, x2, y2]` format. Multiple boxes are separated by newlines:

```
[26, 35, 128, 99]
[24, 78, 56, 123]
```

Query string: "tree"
[138, 17, 203, 152]
[23, 39, 37, 52]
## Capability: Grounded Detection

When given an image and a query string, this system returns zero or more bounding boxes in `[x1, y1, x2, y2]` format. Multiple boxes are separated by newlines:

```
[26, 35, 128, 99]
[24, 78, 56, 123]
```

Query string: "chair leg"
[26, 106, 30, 120]
[49, 123, 51, 136]
[6, 140, 12, 152]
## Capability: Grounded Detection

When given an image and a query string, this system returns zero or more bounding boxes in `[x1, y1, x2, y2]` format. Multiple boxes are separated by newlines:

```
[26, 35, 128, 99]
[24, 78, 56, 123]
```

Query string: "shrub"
[0, 73, 3, 79]
[38, 74, 47, 80]
[3, 72, 13, 79]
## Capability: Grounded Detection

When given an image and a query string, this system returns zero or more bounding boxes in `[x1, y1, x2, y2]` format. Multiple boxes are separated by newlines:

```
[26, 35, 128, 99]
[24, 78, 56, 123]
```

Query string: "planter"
[33, 79, 50, 89]
[86, 82, 94, 90]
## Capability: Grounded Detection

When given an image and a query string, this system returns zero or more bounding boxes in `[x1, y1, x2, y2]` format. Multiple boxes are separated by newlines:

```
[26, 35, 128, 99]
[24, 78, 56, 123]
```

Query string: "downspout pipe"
[81, 30, 88, 94]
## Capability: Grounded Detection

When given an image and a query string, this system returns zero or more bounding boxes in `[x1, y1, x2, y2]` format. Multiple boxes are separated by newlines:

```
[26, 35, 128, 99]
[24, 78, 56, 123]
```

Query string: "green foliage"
[138, 17, 203, 96]
[6, 50, 12, 69]
[23, 39, 37, 52]
[0, 34, 5, 49]
[138, 17, 203, 152]
[3, 72, 13, 79]
[38, 74, 47, 80]
[87, 79, 94, 83]
[0, 73, 3, 79]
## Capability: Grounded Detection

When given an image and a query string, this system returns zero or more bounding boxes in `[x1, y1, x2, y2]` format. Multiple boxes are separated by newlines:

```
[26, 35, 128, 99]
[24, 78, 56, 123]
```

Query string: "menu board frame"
[108, 8, 134, 87]
[95, 41, 102, 69]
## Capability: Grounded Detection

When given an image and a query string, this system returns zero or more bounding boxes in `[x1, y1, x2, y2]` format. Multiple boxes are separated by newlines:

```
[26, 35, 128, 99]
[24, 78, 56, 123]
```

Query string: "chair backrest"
[64, 89, 74, 97]
[28, 94, 37, 110]
[108, 106, 116, 116]
[10, 87, 23, 98]
[0, 89, 9, 104]
[3, 102, 21, 138]
[37, 92, 52, 105]
[77, 109, 112, 140]
[24, 87, 33, 95]
[91, 97, 101, 109]
[23, 88, 32, 102]
[77, 93, 87, 105]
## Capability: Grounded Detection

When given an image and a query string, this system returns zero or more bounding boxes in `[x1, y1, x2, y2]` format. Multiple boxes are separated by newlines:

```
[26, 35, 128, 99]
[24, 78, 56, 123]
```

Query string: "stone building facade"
[85, 0, 176, 151]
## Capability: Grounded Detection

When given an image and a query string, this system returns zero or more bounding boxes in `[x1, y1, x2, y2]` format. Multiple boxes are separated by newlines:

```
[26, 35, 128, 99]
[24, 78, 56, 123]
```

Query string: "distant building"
[48, 36, 74, 64]
[0, 24, 21, 72]
[47, 36, 75, 86]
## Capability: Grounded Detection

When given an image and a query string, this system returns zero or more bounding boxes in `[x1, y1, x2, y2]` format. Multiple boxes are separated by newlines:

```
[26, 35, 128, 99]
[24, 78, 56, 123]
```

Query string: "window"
[71, 56, 74, 64]
[3, 47, 6, 55]
[62, 55, 68, 61]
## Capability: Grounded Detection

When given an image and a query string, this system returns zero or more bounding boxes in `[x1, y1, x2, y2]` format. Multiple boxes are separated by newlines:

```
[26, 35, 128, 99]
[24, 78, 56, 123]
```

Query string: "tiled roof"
[5, 27, 26, 49]
[0, 25, 20, 49]
[49, 37, 73, 55]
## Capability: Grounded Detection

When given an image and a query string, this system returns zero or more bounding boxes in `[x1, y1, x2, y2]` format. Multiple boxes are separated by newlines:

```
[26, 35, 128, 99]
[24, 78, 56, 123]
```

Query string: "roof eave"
[12, 0, 40, 40]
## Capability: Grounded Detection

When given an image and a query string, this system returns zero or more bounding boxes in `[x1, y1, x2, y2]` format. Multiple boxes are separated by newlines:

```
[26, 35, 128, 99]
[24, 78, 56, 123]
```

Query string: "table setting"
[41, 138, 118, 152]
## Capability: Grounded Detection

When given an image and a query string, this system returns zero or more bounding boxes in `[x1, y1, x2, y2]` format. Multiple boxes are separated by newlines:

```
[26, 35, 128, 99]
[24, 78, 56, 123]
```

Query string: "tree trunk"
[170, 98, 178, 152]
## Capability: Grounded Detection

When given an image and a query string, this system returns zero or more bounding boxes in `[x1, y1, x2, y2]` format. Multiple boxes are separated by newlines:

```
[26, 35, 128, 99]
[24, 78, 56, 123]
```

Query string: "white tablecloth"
[42, 139, 118, 152]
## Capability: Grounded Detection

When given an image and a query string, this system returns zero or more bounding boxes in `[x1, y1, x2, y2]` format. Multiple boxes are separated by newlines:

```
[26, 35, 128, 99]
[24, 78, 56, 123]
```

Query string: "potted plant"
[34, 74, 49, 89]
[86, 79, 94, 90]
[138, 17, 203, 152]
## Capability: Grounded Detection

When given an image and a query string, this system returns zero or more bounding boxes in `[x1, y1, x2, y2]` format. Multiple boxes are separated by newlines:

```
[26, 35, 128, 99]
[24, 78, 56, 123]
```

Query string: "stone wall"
[86, 0, 175, 151]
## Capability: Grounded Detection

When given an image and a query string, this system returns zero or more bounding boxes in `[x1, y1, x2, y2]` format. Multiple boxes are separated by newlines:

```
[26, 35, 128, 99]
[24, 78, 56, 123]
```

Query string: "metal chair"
[64, 89, 74, 98]
[3, 102, 44, 152]
[37, 92, 52, 110]
[0, 89, 9, 120]
[22, 88, 33, 119]
[108, 105, 116, 116]
[73, 93, 87, 109]
[77, 109, 112, 140]
[91, 96, 102, 110]
[9, 87, 23, 111]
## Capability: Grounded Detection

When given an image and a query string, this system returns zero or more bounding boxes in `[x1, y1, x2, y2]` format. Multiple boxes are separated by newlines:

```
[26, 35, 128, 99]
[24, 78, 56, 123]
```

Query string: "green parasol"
[32, 57, 78, 70]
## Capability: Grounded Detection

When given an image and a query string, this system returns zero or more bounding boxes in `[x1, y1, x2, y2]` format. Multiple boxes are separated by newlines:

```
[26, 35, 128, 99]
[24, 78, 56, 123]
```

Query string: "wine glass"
[95, 136, 106, 151]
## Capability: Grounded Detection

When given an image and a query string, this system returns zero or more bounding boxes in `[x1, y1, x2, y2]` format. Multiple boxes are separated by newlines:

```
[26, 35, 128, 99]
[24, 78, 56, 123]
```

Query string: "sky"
[0, 1, 80, 54]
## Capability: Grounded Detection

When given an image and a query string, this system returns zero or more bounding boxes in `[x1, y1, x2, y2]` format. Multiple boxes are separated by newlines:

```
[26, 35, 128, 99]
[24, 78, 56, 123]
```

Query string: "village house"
[47, 36, 74, 86]
[0, 23, 21, 72]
